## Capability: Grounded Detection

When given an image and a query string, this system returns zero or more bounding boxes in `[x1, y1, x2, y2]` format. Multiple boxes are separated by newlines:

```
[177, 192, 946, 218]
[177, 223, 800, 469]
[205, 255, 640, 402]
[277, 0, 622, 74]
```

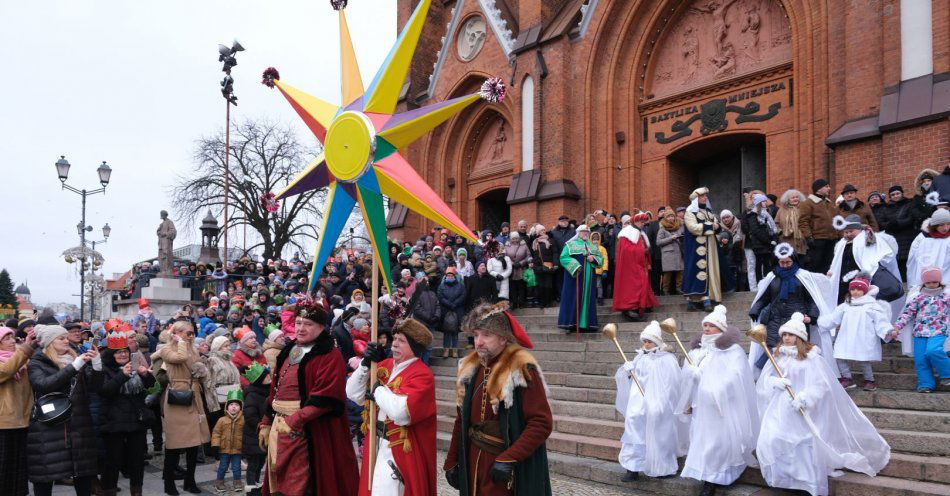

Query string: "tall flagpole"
[367, 250, 380, 491]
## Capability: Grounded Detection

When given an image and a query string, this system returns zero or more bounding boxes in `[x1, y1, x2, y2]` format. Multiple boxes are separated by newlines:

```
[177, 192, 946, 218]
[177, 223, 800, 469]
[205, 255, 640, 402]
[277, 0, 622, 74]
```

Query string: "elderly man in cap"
[445, 302, 553, 496]
[837, 183, 879, 231]
[549, 215, 576, 298]
[259, 296, 358, 496]
[346, 318, 437, 495]
[557, 224, 603, 332]
[799, 179, 839, 273]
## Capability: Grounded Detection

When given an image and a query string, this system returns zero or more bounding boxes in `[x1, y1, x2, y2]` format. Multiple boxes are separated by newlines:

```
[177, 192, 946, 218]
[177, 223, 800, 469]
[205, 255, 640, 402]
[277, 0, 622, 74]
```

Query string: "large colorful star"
[263, 0, 505, 291]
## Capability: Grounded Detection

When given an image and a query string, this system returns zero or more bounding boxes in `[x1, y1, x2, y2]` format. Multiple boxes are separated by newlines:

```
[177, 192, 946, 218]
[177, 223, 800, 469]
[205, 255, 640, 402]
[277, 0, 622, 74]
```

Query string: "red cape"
[612, 234, 658, 312]
[359, 358, 437, 496]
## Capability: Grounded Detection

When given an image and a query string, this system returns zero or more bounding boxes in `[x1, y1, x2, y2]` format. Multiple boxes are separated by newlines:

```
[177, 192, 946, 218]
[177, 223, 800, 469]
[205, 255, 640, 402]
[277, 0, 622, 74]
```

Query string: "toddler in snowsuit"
[894, 266, 950, 393]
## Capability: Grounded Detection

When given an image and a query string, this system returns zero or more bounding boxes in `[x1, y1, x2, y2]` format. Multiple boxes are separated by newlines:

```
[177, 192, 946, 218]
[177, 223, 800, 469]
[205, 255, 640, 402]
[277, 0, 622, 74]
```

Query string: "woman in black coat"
[464, 262, 499, 310]
[28, 325, 103, 496]
[98, 339, 156, 496]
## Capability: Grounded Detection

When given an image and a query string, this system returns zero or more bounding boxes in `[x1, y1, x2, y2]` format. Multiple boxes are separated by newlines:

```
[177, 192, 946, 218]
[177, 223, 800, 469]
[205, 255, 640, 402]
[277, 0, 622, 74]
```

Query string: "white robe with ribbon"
[756, 346, 890, 495]
[817, 287, 893, 362]
[614, 349, 688, 477]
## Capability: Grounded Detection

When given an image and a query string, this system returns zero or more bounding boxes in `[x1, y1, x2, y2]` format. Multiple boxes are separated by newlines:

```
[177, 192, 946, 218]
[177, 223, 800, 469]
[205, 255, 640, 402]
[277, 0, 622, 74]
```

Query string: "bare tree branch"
[169, 119, 326, 260]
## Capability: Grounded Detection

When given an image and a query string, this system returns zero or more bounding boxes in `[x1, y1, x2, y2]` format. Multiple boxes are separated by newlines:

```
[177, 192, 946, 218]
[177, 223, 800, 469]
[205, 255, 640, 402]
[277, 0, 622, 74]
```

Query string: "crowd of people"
[2, 167, 949, 496]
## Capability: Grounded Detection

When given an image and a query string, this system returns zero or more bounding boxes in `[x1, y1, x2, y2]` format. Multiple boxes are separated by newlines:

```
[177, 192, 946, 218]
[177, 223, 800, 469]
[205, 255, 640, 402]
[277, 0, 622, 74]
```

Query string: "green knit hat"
[263, 323, 281, 337]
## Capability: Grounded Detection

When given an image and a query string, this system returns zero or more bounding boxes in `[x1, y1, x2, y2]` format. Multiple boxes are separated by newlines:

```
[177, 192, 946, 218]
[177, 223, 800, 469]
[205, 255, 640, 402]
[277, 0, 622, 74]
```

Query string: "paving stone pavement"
[49, 448, 656, 495]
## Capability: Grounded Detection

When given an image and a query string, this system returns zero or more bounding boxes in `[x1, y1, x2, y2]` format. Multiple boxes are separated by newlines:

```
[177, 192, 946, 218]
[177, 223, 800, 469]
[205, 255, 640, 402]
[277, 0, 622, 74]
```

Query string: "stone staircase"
[430, 292, 950, 495]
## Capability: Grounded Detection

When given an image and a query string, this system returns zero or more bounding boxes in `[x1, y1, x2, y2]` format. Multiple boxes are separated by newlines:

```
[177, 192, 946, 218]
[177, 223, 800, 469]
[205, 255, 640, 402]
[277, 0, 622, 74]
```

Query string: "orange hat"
[234, 325, 255, 344]
[137, 298, 150, 310]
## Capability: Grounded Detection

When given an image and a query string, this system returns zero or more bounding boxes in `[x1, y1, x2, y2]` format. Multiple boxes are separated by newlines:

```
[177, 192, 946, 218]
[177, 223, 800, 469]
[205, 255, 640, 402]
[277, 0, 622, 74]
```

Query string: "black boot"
[699, 481, 718, 496]
[163, 450, 181, 495]
[621, 470, 640, 482]
[702, 299, 713, 312]
[182, 448, 201, 494]
[686, 301, 703, 312]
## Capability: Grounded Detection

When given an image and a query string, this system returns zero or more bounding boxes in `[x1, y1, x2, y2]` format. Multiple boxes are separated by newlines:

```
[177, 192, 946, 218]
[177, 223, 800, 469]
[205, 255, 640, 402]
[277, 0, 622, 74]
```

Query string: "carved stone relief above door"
[649, 0, 791, 100]
[457, 15, 487, 62]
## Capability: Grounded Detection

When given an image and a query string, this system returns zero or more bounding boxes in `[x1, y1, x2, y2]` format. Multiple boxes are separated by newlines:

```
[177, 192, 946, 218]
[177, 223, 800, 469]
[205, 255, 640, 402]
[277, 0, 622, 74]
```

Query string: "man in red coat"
[259, 297, 358, 496]
[612, 213, 658, 321]
[346, 318, 437, 495]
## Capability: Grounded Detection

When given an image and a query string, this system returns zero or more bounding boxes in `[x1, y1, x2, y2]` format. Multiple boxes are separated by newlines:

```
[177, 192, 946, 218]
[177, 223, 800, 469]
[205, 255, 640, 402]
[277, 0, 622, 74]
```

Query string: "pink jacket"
[280, 310, 296, 340]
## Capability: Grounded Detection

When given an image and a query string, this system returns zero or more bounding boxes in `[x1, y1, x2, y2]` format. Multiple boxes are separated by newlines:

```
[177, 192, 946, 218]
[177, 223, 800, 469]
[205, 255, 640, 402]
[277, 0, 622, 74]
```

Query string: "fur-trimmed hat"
[639, 321, 665, 347]
[701, 304, 729, 331]
[779, 312, 808, 341]
[461, 301, 533, 349]
[294, 296, 328, 326]
[393, 318, 433, 356]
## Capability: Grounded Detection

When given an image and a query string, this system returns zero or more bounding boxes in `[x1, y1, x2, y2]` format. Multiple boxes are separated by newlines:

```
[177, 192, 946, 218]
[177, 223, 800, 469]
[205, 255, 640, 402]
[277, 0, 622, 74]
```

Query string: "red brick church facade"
[389, 0, 949, 236]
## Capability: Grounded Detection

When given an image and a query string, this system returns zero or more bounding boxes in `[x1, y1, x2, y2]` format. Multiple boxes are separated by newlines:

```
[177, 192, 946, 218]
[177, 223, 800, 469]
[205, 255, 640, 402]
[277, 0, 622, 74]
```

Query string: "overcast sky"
[0, 1, 396, 306]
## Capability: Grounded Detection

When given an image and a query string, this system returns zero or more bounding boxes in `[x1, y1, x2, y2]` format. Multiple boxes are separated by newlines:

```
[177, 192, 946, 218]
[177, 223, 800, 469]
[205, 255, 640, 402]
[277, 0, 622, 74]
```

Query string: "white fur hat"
[639, 321, 665, 347]
[779, 312, 808, 341]
[701, 304, 729, 331]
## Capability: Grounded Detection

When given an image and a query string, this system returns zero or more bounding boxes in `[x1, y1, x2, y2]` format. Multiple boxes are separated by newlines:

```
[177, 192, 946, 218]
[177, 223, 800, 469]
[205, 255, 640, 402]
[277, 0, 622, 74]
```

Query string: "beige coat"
[0, 344, 34, 429]
[158, 339, 210, 450]
[210, 411, 244, 455]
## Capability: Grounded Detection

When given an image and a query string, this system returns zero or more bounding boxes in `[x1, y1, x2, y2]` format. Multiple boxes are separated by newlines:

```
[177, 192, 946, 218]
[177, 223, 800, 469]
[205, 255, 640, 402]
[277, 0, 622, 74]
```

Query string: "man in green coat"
[557, 225, 603, 331]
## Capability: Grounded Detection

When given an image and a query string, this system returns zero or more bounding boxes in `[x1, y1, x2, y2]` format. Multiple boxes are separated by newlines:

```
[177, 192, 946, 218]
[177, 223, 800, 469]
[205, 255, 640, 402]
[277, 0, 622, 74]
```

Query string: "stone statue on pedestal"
[157, 210, 177, 276]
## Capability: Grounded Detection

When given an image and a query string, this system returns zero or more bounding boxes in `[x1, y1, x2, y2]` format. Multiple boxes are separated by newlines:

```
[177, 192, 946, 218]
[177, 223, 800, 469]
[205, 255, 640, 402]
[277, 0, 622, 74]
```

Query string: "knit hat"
[930, 209, 950, 226]
[211, 335, 231, 352]
[576, 224, 590, 233]
[841, 183, 858, 194]
[351, 289, 364, 300]
[849, 274, 871, 294]
[720, 209, 734, 219]
[921, 266, 943, 285]
[639, 321, 665, 347]
[137, 298, 150, 310]
[457, 248, 467, 257]
[753, 193, 768, 205]
[461, 301, 533, 348]
[812, 179, 829, 194]
[393, 318, 433, 357]
[235, 326, 256, 344]
[445, 266, 457, 275]
[779, 312, 808, 341]
[888, 185, 903, 195]
[17, 319, 36, 333]
[621, 214, 631, 224]
[352, 318, 369, 330]
[701, 305, 729, 331]
[836, 214, 863, 231]
[36, 324, 68, 349]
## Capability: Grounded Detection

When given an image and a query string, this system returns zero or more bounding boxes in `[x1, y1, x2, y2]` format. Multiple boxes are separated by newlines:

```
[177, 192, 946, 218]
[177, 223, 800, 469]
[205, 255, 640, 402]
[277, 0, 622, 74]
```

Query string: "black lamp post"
[57, 156, 113, 321]
[86, 224, 111, 321]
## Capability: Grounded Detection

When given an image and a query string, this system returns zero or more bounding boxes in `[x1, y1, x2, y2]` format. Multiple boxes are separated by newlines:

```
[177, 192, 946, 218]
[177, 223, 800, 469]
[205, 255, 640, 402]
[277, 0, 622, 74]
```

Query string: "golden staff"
[602, 324, 644, 395]
[659, 318, 694, 366]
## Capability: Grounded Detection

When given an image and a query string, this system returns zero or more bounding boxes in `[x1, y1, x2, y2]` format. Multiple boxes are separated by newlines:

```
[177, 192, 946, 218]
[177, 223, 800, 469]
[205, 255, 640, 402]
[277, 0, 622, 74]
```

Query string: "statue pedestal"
[115, 278, 196, 322]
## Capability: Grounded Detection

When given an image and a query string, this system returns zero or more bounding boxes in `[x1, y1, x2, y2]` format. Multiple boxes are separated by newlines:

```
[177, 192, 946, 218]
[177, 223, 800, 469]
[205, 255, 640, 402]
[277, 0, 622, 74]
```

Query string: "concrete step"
[435, 432, 767, 496]
[880, 429, 950, 457]
[833, 472, 950, 495]
[880, 452, 950, 485]
[862, 408, 950, 434]
[849, 389, 950, 413]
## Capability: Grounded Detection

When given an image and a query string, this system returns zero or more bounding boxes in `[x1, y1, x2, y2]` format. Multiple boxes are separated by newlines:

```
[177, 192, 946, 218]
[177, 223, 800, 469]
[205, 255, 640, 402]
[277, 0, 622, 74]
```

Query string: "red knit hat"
[849, 276, 870, 294]
[137, 298, 150, 310]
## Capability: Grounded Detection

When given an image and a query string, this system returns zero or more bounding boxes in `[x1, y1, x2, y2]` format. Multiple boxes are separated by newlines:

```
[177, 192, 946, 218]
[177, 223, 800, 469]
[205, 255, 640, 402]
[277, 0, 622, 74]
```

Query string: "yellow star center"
[324, 111, 376, 183]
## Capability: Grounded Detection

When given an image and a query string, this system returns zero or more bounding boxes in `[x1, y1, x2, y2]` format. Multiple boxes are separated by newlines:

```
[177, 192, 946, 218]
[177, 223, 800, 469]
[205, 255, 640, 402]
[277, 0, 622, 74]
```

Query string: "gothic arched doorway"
[476, 188, 510, 233]
[668, 133, 766, 214]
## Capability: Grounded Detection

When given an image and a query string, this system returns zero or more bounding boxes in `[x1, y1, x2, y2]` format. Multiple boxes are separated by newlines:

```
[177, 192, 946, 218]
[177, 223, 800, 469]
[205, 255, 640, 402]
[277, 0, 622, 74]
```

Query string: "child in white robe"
[757, 312, 891, 495]
[678, 305, 759, 496]
[817, 274, 894, 391]
[614, 321, 688, 481]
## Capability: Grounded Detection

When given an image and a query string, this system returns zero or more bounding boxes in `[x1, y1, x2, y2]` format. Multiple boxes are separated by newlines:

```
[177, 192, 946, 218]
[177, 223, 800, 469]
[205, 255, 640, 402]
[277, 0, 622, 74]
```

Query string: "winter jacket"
[465, 273, 498, 309]
[504, 241, 532, 280]
[156, 340, 211, 450]
[438, 278, 467, 311]
[549, 225, 576, 257]
[901, 169, 940, 234]
[741, 210, 778, 255]
[208, 350, 241, 404]
[410, 287, 442, 331]
[749, 271, 820, 347]
[27, 350, 102, 483]
[798, 194, 840, 240]
[0, 343, 34, 429]
[97, 361, 156, 433]
[280, 310, 296, 339]
[896, 289, 950, 338]
[487, 256, 514, 299]
[231, 346, 267, 387]
[241, 381, 269, 456]
[656, 225, 685, 272]
[837, 199, 879, 231]
[211, 411, 245, 455]
[878, 197, 916, 259]
[329, 320, 356, 365]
